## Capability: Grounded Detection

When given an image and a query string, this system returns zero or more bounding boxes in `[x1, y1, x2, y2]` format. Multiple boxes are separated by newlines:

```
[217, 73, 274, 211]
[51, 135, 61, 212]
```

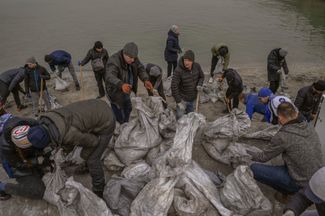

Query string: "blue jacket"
[245, 93, 266, 119]
[48, 50, 72, 71]
[164, 30, 181, 62]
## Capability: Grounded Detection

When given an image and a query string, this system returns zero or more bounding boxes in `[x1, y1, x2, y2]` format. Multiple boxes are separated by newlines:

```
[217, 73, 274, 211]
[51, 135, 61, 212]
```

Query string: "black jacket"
[285, 188, 325, 216]
[145, 63, 163, 89]
[80, 48, 109, 71]
[105, 50, 149, 107]
[222, 69, 243, 93]
[267, 48, 289, 81]
[24, 64, 51, 93]
[0, 116, 43, 177]
[171, 57, 204, 103]
[294, 85, 322, 119]
[0, 68, 26, 92]
[39, 99, 116, 159]
[164, 30, 181, 62]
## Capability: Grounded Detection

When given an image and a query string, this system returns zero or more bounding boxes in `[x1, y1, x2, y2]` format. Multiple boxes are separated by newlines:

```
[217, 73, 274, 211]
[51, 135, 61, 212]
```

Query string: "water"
[0, 0, 324, 72]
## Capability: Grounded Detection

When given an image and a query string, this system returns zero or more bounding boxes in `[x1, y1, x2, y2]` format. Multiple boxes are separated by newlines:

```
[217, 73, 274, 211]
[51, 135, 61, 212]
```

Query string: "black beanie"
[313, 80, 325, 91]
[44, 55, 52, 63]
[94, 41, 103, 49]
[183, 50, 195, 62]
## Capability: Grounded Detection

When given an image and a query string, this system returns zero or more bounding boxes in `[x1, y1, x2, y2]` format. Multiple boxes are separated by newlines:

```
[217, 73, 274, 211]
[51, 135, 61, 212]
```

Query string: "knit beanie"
[123, 42, 138, 58]
[183, 50, 195, 62]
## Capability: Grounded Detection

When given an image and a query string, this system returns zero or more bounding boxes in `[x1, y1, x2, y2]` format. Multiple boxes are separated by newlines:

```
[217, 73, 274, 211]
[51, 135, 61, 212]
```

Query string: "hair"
[44, 55, 52, 62]
[277, 102, 297, 119]
[94, 41, 103, 49]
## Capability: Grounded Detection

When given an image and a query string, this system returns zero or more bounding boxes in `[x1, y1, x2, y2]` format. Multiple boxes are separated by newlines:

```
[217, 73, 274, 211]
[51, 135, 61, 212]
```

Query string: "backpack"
[91, 58, 105, 72]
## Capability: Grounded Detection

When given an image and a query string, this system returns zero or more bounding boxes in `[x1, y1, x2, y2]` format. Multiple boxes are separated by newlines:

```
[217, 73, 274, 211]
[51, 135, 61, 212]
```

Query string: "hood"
[177, 57, 187, 70]
[281, 116, 310, 138]
[168, 30, 178, 38]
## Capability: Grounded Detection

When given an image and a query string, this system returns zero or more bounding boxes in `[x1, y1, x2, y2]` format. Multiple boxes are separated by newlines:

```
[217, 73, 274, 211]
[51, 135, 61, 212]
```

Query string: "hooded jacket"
[267, 48, 289, 81]
[250, 115, 323, 187]
[171, 57, 204, 103]
[164, 30, 181, 62]
[105, 50, 149, 107]
[0, 68, 26, 92]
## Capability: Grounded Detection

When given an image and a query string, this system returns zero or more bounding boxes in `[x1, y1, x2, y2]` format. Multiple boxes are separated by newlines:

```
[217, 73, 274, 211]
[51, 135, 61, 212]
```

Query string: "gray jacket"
[0, 68, 25, 91]
[250, 116, 323, 187]
[80, 48, 109, 70]
[171, 57, 205, 103]
[105, 50, 149, 107]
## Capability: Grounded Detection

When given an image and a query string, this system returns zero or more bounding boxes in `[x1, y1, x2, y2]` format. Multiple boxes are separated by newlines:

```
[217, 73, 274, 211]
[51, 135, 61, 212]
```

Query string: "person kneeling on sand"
[248, 102, 323, 202]
[0, 99, 116, 199]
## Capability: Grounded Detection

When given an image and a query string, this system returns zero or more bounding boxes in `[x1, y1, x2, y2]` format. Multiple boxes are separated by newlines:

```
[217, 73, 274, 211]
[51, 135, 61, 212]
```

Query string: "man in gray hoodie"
[248, 102, 323, 195]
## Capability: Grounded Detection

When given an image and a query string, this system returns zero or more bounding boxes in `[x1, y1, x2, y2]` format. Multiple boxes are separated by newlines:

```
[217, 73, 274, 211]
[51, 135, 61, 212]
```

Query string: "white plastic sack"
[103, 151, 125, 171]
[163, 76, 172, 97]
[243, 125, 280, 141]
[55, 76, 69, 91]
[49, 94, 62, 110]
[64, 146, 84, 165]
[220, 165, 272, 215]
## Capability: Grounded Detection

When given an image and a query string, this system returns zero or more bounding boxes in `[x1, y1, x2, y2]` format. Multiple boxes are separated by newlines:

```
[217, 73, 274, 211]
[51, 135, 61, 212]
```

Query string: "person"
[239, 91, 267, 120]
[0, 68, 27, 111]
[267, 48, 289, 94]
[209, 44, 229, 83]
[294, 80, 325, 122]
[164, 25, 182, 78]
[171, 50, 204, 119]
[44, 50, 80, 90]
[0, 99, 116, 199]
[248, 102, 323, 196]
[24, 57, 51, 117]
[283, 167, 325, 216]
[144, 63, 167, 108]
[79, 41, 109, 99]
[218, 68, 243, 112]
[105, 42, 153, 124]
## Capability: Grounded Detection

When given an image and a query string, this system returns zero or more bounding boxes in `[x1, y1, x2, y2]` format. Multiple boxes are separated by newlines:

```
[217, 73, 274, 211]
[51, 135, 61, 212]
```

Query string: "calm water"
[0, 0, 324, 72]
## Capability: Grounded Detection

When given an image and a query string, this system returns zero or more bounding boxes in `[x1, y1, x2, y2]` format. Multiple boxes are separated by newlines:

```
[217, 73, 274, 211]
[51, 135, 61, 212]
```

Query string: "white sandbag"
[220, 165, 272, 216]
[243, 125, 280, 141]
[49, 94, 62, 110]
[158, 108, 177, 139]
[103, 151, 125, 171]
[163, 76, 172, 97]
[121, 161, 151, 180]
[55, 76, 69, 91]
[115, 97, 164, 165]
[64, 146, 84, 165]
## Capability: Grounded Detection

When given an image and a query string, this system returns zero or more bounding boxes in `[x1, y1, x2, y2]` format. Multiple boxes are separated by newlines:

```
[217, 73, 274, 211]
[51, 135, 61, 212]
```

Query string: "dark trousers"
[210, 55, 219, 77]
[167, 61, 177, 77]
[86, 134, 112, 194]
[226, 88, 243, 109]
[0, 81, 22, 108]
[269, 80, 280, 94]
[5, 171, 45, 199]
[250, 163, 301, 194]
[93, 70, 105, 97]
[110, 97, 132, 124]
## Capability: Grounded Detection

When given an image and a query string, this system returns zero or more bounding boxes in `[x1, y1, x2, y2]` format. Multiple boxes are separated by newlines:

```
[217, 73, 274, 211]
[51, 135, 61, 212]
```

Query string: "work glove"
[144, 80, 154, 91]
[282, 210, 295, 216]
[0, 182, 6, 192]
[177, 102, 186, 112]
[152, 89, 159, 96]
[197, 85, 203, 92]
[78, 60, 82, 66]
[121, 83, 132, 94]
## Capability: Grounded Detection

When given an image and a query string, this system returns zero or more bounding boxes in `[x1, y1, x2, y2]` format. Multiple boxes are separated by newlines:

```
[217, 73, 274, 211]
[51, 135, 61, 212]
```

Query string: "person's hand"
[177, 102, 186, 112]
[144, 81, 153, 91]
[311, 113, 317, 120]
[283, 210, 295, 216]
[197, 85, 203, 92]
[277, 69, 282, 75]
[121, 84, 132, 94]
[178, 49, 183, 54]
[152, 89, 159, 96]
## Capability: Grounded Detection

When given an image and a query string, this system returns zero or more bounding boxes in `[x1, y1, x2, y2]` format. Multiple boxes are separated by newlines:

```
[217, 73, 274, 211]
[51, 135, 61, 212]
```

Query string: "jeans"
[250, 163, 301, 194]
[176, 100, 195, 119]
[110, 96, 132, 124]
[93, 69, 105, 97]
[167, 61, 177, 77]
[269, 80, 280, 94]
[58, 63, 80, 86]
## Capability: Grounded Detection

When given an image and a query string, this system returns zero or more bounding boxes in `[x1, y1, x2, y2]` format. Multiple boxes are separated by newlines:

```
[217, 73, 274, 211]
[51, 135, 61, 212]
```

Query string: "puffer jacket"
[171, 57, 204, 103]
[250, 115, 323, 187]
[39, 99, 116, 159]
[105, 50, 149, 107]
[267, 48, 289, 81]
[164, 30, 181, 62]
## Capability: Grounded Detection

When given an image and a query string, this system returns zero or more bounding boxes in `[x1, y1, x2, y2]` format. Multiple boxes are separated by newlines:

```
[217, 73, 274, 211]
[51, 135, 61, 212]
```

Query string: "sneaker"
[0, 191, 11, 201]
[17, 104, 27, 112]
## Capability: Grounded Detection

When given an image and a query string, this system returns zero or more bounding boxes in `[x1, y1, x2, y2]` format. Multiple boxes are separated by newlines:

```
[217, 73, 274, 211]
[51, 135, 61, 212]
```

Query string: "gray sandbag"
[146, 138, 173, 166]
[115, 97, 164, 165]
[58, 177, 113, 216]
[54, 75, 69, 91]
[163, 76, 172, 97]
[220, 165, 272, 216]
[49, 94, 62, 109]
[121, 161, 151, 180]
[103, 151, 125, 171]
[158, 108, 177, 139]
[64, 146, 84, 165]
[243, 125, 280, 141]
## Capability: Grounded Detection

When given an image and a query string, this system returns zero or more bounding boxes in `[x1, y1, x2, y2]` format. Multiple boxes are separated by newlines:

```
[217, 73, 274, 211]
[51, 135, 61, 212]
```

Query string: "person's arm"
[224, 54, 230, 69]
[64, 126, 100, 148]
[171, 69, 182, 103]
[40, 67, 51, 80]
[8, 70, 25, 92]
[284, 189, 313, 216]
[166, 39, 179, 53]
[24, 71, 30, 94]
[105, 63, 123, 90]
[154, 75, 162, 90]
[246, 101, 254, 119]
[80, 50, 92, 66]
[312, 95, 322, 115]
[294, 88, 305, 111]
[249, 133, 286, 162]
[103, 50, 109, 66]
[282, 59, 289, 75]
[136, 60, 149, 82]
[197, 64, 204, 86]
